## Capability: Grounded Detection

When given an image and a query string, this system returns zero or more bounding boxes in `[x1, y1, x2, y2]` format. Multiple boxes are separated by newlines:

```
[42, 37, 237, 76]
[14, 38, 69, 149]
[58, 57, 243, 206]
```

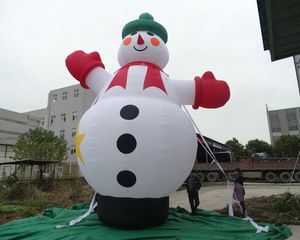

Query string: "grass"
[1, 178, 299, 225]
[0, 204, 27, 214]
[0, 178, 94, 224]
[217, 192, 300, 225]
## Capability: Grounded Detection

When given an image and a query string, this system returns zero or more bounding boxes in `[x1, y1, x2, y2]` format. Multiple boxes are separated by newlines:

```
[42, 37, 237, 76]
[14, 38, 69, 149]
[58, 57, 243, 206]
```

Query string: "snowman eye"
[130, 32, 137, 36]
[147, 32, 154, 36]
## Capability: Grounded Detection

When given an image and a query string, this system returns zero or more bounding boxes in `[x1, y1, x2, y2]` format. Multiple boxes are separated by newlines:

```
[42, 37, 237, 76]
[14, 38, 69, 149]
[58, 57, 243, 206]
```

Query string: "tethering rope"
[182, 105, 269, 233]
[56, 193, 98, 229]
[288, 151, 300, 188]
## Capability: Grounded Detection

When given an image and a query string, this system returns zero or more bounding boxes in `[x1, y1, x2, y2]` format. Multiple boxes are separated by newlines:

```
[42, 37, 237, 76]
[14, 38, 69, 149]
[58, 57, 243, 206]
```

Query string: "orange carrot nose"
[137, 34, 144, 45]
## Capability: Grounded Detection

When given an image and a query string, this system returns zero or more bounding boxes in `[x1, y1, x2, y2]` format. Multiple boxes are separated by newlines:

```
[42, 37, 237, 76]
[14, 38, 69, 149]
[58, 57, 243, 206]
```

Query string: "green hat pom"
[122, 13, 168, 43]
[140, 13, 154, 21]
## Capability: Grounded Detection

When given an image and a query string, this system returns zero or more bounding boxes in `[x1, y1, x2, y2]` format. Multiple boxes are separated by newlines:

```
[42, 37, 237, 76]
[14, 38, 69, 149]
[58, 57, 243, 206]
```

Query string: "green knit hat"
[122, 13, 168, 43]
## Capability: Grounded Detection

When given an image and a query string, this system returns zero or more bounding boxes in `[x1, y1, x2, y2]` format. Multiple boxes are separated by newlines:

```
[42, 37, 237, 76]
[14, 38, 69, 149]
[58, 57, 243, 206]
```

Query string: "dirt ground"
[170, 182, 300, 240]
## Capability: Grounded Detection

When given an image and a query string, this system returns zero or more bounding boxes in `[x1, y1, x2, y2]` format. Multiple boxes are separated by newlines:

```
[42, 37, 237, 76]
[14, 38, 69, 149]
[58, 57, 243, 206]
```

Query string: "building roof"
[0, 159, 60, 165]
[197, 134, 229, 151]
[257, 0, 300, 61]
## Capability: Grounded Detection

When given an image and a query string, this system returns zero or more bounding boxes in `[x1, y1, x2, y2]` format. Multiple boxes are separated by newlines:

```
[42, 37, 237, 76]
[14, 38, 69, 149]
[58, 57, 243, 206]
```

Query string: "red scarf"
[106, 61, 167, 94]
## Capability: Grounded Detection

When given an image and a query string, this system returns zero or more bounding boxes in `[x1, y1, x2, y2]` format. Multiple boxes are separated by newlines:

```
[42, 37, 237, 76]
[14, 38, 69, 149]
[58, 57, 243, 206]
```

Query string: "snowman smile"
[133, 46, 148, 52]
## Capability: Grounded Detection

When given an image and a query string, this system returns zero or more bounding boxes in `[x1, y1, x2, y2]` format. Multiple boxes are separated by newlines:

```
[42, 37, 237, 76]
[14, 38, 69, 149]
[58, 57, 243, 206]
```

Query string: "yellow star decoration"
[75, 127, 86, 165]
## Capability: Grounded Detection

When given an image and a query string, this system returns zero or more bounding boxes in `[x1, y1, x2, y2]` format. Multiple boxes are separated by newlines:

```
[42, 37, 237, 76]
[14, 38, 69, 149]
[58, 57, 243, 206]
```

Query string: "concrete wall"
[0, 108, 42, 163]
[25, 108, 48, 128]
[267, 106, 300, 144]
[46, 84, 96, 161]
[0, 108, 41, 145]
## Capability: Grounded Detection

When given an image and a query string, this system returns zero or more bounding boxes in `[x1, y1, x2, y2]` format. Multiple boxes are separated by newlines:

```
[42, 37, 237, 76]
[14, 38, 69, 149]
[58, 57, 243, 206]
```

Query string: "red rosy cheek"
[151, 37, 160, 46]
[123, 37, 132, 46]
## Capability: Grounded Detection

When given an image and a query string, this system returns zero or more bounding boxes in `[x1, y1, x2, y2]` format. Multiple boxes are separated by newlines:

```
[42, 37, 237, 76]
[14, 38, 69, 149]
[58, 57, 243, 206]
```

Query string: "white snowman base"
[96, 194, 169, 228]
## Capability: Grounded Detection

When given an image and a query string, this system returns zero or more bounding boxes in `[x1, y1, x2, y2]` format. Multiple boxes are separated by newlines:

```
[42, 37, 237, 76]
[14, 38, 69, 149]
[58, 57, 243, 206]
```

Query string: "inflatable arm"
[65, 50, 112, 94]
[172, 71, 230, 109]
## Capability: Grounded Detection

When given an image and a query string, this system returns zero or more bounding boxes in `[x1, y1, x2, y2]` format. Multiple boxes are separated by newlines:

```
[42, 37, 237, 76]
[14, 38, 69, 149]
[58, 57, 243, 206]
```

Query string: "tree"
[274, 135, 300, 157]
[13, 128, 68, 179]
[225, 138, 245, 160]
[245, 139, 273, 156]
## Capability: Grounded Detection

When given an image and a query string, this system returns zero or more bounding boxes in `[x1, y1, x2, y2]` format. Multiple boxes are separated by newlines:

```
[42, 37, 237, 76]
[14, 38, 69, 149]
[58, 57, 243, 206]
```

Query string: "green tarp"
[0, 204, 292, 240]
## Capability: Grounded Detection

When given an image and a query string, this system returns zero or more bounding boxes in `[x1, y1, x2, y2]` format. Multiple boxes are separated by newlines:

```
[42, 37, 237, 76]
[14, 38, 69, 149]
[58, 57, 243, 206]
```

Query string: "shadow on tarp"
[0, 204, 292, 240]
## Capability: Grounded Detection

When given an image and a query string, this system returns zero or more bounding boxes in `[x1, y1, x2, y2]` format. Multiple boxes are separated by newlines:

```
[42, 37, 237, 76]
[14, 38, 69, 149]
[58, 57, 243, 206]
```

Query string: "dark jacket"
[187, 175, 201, 192]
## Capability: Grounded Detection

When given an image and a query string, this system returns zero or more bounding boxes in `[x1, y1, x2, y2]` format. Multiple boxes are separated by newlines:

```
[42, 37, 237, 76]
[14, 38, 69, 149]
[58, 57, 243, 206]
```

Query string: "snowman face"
[118, 31, 169, 69]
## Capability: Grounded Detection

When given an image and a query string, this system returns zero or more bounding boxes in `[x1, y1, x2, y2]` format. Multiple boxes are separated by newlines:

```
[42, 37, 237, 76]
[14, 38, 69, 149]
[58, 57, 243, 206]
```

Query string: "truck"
[192, 158, 300, 183]
[194, 135, 300, 183]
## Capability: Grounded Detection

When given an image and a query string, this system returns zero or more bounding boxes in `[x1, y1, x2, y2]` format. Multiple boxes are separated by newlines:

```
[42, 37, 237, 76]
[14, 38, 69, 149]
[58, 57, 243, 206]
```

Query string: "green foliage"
[0, 175, 31, 200]
[36, 178, 55, 191]
[226, 136, 299, 159]
[225, 138, 246, 160]
[2, 173, 18, 186]
[272, 192, 299, 212]
[13, 127, 68, 162]
[0, 199, 51, 219]
[7, 181, 29, 200]
[24, 197, 51, 212]
[245, 139, 273, 156]
[0, 204, 27, 214]
[274, 135, 300, 157]
[0, 178, 94, 224]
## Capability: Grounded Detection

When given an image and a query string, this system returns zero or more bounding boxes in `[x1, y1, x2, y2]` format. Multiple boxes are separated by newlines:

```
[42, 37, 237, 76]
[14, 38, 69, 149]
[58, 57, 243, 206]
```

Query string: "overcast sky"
[0, 0, 299, 145]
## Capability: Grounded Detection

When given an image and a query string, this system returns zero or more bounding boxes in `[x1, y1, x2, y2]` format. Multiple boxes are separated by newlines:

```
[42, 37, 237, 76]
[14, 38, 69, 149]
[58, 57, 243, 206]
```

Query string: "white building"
[267, 106, 300, 145]
[25, 108, 48, 128]
[0, 108, 41, 158]
[1, 84, 95, 162]
[43, 84, 96, 161]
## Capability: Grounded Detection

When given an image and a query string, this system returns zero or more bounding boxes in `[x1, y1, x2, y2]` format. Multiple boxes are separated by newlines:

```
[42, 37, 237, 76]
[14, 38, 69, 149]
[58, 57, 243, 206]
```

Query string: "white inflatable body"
[78, 62, 197, 198]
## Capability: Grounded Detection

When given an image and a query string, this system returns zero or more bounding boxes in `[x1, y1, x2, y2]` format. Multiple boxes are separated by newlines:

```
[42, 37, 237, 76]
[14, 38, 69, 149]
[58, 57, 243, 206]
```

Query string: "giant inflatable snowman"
[66, 13, 230, 228]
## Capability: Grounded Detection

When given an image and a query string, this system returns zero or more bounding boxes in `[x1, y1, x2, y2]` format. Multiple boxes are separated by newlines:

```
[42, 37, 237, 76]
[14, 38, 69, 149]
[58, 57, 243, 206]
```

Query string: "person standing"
[233, 179, 246, 218]
[186, 173, 202, 214]
[234, 168, 244, 185]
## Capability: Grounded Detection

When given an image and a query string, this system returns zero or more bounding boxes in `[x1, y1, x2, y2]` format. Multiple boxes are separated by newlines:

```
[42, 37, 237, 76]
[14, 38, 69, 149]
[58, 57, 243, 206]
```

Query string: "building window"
[269, 113, 281, 133]
[52, 94, 57, 102]
[62, 92, 68, 100]
[287, 112, 296, 122]
[70, 145, 76, 155]
[72, 111, 78, 121]
[59, 129, 65, 139]
[50, 115, 56, 124]
[41, 117, 45, 126]
[271, 127, 281, 132]
[0, 145, 6, 158]
[61, 113, 66, 122]
[72, 128, 77, 137]
[73, 89, 79, 98]
[289, 125, 299, 131]
[270, 113, 280, 124]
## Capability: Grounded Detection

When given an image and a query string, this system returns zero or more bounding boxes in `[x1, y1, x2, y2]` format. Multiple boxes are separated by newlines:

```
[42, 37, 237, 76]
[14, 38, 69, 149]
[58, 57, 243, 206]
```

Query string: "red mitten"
[65, 50, 105, 89]
[193, 71, 230, 109]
